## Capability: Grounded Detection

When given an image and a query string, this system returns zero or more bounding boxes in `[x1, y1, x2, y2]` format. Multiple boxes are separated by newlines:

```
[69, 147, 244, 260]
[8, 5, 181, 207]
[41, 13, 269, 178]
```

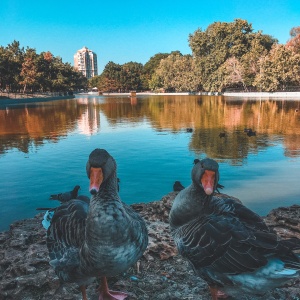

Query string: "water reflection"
[1, 96, 300, 161]
[1, 95, 300, 231]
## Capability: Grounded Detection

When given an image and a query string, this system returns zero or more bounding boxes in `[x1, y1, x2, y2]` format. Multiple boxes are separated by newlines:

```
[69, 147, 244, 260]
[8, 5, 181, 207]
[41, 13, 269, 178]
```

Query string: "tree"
[155, 53, 201, 92]
[98, 61, 145, 92]
[189, 19, 277, 91]
[120, 62, 144, 91]
[97, 61, 122, 92]
[3, 41, 24, 91]
[143, 52, 177, 89]
[143, 53, 170, 77]
[253, 44, 300, 91]
[286, 26, 300, 53]
[216, 57, 247, 92]
[88, 75, 101, 89]
[20, 48, 38, 92]
[240, 32, 272, 87]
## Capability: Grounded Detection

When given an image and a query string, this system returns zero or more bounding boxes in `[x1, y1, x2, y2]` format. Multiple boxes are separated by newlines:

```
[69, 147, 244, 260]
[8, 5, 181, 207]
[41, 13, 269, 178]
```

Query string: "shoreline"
[1, 192, 300, 299]
[0, 94, 75, 107]
[223, 91, 300, 98]
[1, 92, 300, 106]
[91, 91, 300, 99]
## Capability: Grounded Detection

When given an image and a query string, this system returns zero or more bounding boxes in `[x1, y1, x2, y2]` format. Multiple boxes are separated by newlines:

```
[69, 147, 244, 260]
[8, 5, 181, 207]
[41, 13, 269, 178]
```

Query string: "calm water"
[0, 95, 300, 231]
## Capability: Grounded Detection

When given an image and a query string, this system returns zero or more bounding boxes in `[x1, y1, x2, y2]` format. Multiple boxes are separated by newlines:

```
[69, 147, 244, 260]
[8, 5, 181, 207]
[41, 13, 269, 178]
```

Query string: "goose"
[45, 148, 148, 300]
[169, 158, 300, 299]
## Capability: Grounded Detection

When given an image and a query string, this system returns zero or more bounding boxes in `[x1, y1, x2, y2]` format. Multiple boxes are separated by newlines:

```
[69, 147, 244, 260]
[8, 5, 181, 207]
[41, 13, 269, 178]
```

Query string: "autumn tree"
[286, 26, 300, 53]
[0, 41, 86, 93]
[20, 48, 38, 92]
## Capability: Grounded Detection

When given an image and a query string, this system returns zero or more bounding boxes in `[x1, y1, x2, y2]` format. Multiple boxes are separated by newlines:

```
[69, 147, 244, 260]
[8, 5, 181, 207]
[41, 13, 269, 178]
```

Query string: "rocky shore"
[1, 192, 300, 300]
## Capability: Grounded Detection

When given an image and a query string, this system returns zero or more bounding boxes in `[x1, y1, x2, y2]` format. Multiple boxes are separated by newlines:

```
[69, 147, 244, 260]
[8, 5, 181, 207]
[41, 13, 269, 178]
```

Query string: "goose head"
[192, 158, 219, 195]
[86, 149, 117, 195]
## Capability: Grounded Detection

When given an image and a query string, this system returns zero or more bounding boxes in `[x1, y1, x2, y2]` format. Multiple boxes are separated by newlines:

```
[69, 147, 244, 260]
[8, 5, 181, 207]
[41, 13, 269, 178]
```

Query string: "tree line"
[91, 19, 300, 93]
[2, 19, 300, 94]
[0, 41, 87, 93]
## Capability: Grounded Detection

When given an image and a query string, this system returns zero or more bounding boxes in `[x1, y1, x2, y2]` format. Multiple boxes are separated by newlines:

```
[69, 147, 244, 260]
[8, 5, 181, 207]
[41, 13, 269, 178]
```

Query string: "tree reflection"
[1, 96, 300, 160]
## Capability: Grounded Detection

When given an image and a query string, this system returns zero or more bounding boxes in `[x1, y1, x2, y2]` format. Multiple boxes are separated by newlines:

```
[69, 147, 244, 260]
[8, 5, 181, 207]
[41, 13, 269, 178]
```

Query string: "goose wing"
[173, 212, 286, 278]
[46, 199, 89, 282]
[208, 197, 269, 232]
[123, 203, 148, 251]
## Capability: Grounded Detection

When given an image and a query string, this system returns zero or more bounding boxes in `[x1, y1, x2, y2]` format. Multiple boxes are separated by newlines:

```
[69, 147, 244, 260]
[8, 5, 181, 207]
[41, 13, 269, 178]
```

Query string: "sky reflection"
[0, 95, 299, 231]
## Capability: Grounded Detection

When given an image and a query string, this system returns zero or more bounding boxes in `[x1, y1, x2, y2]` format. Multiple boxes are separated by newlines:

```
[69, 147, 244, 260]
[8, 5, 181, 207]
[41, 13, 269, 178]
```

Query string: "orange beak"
[201, 170, 215, 195]
[89, 167, 103, 194]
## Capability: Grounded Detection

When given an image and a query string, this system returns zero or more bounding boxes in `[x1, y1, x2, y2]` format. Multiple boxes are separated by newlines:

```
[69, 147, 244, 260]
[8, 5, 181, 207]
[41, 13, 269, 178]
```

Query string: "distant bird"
[186, 128, 193, 133]
[173, 181, 185, 192]
[247, 129, 256, 137]
[169, 158, 300, 300]
[244, 128, 256, 137]
[49, 185, 80, 203]
[45, 149, 148, 300]
[219, 132, 226, 138]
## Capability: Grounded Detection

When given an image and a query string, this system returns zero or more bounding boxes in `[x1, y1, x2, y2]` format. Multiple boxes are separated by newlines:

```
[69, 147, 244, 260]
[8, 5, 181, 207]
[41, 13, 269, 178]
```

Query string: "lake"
[0, 94, 299, 231]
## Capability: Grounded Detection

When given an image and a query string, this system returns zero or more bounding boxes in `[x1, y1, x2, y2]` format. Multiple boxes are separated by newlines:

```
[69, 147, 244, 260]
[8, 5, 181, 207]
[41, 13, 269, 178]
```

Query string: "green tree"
[97, 61, 122, 92]
[189, 19, 277, 91]
[155, 53, 200, 92]
[120, 62, 144, 91]
[3, 41, 24, 91]
[88, 75, 101, 89]
[143, 52, 175, 89]
[240, 32, 273, 87]
[253, 44, 300, 91]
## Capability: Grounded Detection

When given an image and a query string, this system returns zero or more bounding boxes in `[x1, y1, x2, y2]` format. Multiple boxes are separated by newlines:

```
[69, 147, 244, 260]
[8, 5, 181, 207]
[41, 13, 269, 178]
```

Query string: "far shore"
[97, 91, 300, 99]
[0, 94, 75, 106]
[1, 91, 300, 107]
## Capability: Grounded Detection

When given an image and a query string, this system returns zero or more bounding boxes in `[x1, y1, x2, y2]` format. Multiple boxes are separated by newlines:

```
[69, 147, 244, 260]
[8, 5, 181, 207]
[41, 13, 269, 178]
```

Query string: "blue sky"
[1, 0, 299, 73]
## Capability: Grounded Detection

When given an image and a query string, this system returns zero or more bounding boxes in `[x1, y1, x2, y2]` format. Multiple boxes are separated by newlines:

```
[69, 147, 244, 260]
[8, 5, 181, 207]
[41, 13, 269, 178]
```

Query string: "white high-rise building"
[74, 46, 98, 78]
